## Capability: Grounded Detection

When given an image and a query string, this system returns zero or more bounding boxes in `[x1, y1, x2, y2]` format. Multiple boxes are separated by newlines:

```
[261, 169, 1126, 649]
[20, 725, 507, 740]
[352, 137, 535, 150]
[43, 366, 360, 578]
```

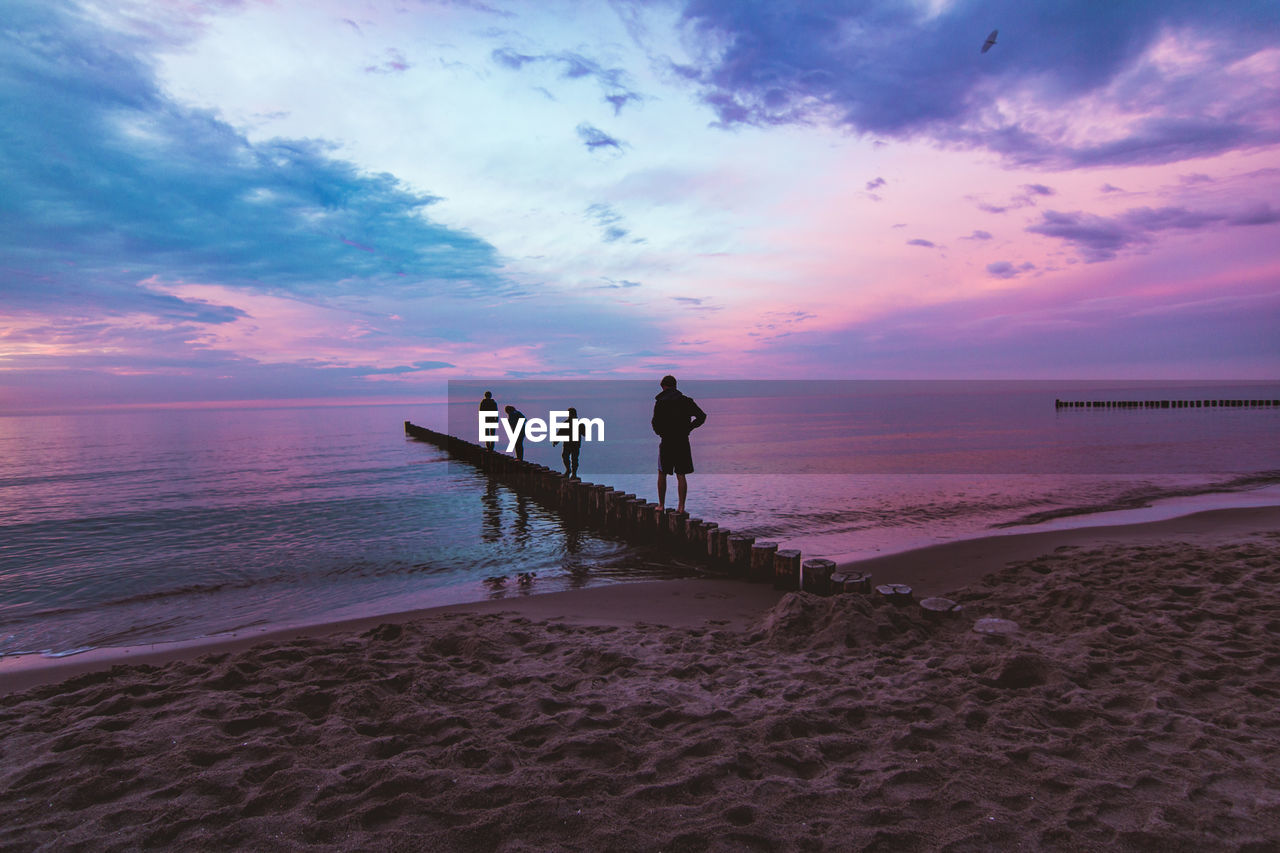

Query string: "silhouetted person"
[652, 376, 706, 513]
[479, 391, 498, 450]
[504, 404, 526, 460]
[553, 406, 582, 478]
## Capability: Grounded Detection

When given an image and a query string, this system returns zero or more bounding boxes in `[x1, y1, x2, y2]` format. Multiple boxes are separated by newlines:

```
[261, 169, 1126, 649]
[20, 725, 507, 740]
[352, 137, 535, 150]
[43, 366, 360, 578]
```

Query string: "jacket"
[652, 388, 707, 439]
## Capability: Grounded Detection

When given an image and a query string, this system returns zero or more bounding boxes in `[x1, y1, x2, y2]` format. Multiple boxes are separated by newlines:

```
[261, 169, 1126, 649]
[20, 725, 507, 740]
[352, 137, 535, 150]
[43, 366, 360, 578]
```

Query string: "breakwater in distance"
[404, 421, 955, 616]
[1056, 398, 1278, 409]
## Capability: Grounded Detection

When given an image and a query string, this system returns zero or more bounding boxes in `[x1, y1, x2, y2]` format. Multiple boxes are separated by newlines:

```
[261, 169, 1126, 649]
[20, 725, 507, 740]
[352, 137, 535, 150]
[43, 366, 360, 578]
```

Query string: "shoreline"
[4, 503, 1277, 695]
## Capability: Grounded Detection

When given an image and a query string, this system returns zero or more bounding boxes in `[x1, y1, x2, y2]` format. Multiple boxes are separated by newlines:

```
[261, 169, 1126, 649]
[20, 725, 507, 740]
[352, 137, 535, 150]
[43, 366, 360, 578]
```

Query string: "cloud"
[1228, 202, 1280, 225]
[907, 238, 936, 248]
[1100, 183, 1125, 193]
[0, 0, 506, 319]
[1119, 206, 1224, 231]
[1027, 211, 1150, 262]
[491, 46, 643, 113]
[973, 184, 1057, 215]
[492, 47, 536, 69]
[673, 1, 1280, 166]
[866, 177, 886, 191]
[576, 122, 626, 152]
[1027, 201, 1279, 261]
[606, 92, 641, 115]
[748, 271, 1280, 378]
[585, 203, 639, 243]
[0, 0, 557, 406]
[962, 230, 993, 240]
[986, 261, 1035, 279]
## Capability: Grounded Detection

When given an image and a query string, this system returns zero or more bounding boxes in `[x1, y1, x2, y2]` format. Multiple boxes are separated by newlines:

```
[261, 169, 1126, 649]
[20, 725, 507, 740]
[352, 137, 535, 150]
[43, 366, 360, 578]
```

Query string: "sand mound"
[751, 591, 938, 651]
[4, 537, 1280, 851]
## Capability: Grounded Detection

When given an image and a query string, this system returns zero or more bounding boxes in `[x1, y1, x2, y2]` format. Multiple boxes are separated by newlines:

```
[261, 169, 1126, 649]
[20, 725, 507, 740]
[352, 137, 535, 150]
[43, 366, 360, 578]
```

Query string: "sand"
[3, 507, 1279, 851]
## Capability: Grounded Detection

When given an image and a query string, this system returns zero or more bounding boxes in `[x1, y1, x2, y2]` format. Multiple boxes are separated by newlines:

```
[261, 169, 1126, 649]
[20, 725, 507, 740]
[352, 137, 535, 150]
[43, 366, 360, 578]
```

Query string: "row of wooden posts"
[404, 421, 933, 606]
[1055, 398, 1278, 410]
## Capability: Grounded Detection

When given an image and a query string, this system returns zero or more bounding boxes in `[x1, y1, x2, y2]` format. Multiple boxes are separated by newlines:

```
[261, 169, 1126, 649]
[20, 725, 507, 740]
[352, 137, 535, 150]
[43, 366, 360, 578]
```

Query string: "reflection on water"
[481, 479, 502, 543]
[0, 405, 677, 657]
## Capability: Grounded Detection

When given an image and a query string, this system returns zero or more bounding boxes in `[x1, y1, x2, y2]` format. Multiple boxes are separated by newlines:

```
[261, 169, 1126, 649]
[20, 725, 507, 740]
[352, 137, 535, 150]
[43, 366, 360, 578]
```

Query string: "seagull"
[981, 29, 998, 53]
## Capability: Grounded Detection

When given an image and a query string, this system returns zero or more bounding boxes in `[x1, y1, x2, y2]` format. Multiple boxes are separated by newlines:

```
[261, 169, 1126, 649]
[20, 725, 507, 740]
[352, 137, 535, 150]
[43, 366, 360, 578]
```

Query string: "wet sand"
[2, 506, 1279, 850]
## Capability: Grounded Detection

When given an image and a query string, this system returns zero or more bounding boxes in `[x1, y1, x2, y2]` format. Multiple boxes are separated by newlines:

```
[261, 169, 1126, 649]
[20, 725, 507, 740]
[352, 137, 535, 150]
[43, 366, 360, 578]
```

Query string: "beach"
[3, 506, 1279, 851]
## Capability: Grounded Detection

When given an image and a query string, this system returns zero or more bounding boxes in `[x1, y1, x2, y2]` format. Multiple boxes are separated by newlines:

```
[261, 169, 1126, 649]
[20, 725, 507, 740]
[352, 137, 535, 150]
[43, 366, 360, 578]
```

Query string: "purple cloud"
[1120, 206, 1225, 231]
[987, 261, 1036, 279]
[1228, 203, 1280, 226]
[674, 1, 1280, 167]
[1028, 211, 1148, 262]
[1027, 201, 1279, 262]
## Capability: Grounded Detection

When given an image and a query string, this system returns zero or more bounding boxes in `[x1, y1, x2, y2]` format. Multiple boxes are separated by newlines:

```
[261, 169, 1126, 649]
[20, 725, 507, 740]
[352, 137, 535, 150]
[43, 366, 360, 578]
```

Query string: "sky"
[2, 0, 1279, 411]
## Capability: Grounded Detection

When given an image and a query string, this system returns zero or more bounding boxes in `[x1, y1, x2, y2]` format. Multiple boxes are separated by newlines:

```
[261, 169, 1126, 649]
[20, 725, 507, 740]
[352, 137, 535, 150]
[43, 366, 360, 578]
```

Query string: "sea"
[2, 380, 1278, 660]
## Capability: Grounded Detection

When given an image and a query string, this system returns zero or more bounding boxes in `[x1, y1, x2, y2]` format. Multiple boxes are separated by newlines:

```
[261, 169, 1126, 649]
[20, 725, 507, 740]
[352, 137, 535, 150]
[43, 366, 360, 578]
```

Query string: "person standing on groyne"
[479, 391, 499, 450]
[504, 404, 527, 461]
[554, 406, 582, 478]
[652, 375, 706, 514]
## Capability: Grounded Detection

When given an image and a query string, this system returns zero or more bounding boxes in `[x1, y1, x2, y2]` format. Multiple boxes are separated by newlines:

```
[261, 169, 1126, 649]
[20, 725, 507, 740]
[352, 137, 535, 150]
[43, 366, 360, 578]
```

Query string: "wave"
[991, 471, 1280, 528]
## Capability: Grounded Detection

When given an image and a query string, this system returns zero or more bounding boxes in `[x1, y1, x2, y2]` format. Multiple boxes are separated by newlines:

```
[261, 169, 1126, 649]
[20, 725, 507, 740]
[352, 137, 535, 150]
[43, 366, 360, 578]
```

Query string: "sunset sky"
[3, 0, 1279, 411]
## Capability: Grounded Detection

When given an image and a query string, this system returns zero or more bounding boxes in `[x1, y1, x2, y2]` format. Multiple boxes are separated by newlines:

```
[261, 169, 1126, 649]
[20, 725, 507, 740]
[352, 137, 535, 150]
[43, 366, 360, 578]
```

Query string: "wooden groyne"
[404, 421, 933, 606]
[1056, 398, 1278, 410]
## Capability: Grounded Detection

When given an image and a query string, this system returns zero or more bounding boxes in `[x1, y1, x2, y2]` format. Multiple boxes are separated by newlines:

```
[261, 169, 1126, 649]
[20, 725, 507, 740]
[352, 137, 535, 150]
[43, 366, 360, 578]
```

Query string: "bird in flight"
[981, 29, 998, 53]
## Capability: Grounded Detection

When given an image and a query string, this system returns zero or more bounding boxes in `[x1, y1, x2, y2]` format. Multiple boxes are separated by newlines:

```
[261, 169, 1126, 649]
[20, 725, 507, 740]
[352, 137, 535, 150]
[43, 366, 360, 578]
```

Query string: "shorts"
[658, 437, 694, 475]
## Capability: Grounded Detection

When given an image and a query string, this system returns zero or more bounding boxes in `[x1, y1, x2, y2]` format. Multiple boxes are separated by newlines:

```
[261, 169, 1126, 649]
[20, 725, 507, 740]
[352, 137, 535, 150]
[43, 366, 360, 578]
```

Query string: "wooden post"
[654, 508, 670, 540]
[646, 506, 664, 542]
[749, 541, 779, 583]
[727, 535, 755, 577]
[830, 570, 871, 593]
[876, 583, 914, 606]
[712, 529, 731, 567]
[622, 498, 640, 536]
[701, 522, 719, 561]
[773, 549, 802, 590]
[669, 510, 689, 542]
[801, 558, 836, 595]
[637, 502, 658, 541]
[603, 491, 623, 530]
[591, 486, 610, 524]
[686, 518, 704, 559]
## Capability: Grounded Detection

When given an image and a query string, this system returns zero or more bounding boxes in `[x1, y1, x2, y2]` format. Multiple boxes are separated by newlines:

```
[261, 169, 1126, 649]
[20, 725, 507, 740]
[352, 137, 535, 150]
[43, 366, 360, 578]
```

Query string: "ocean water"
[2, 381, 1278, 658]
